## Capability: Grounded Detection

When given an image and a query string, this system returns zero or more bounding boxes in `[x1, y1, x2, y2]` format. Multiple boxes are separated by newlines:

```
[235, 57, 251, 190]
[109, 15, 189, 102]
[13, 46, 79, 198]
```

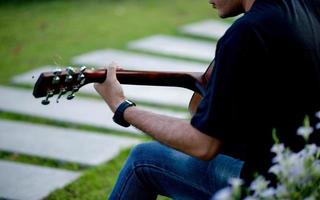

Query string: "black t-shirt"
[191, 0, 320, 181]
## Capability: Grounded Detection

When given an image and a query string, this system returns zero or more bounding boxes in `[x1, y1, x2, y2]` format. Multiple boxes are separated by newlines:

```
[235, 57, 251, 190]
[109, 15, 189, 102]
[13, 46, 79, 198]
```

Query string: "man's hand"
[94, 63, 126, 113]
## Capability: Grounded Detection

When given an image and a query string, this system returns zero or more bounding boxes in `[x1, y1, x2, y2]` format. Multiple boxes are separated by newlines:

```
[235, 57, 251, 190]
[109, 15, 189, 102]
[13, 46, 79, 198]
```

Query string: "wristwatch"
[112, 100, 136, 127]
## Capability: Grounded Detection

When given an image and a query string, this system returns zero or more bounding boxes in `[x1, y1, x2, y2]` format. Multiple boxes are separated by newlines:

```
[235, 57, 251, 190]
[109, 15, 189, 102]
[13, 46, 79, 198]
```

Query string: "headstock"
[33, 66, 89, 105]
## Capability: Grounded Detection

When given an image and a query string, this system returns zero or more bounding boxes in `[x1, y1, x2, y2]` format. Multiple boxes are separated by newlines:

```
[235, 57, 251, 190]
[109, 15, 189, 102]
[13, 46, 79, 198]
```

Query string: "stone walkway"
[0, 86, 188, 134]
[179, 19, 230, 40]
[0, 119, 140, 166]
[0, 160, 80, 200]
[0, 18, 233, 199]
[128, 35, 216, 62]
[72, 49, 205, 71]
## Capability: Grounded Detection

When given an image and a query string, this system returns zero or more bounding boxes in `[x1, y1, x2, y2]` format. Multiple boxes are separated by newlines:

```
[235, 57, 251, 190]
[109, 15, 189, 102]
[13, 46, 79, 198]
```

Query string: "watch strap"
[112, 100, 136, 127]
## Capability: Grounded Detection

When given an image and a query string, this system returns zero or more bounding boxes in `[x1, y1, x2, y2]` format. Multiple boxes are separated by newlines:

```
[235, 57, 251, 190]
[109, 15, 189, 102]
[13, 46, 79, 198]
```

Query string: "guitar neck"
[85, 69, 205, 94]
[33, 68, 207, 99]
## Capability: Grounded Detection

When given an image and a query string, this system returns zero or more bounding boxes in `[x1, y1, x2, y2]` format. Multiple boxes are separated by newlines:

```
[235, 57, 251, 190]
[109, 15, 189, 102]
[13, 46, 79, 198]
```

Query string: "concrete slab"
[72, 49, 205, 72]
[12, 66, 195, 107]
[0, 86, 189, 134]
[128, 35, 216, 62]
[179, 19, 231, 39]
[0, 119, 140, 166]
[0, 160, 80, 200]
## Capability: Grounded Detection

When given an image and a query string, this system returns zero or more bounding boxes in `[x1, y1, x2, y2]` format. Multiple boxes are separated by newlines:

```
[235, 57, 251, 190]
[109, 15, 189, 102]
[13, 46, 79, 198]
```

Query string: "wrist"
[111, 97, 126, 113]
[112, 99, 136, 127]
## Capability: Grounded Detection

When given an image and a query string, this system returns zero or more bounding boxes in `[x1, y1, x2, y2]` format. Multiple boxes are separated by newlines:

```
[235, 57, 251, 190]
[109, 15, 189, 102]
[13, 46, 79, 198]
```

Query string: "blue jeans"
[109, 142, 244, 200]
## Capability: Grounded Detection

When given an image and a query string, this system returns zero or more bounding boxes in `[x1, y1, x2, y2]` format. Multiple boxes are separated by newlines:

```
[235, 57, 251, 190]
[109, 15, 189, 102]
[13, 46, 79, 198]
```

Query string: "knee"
[128, 141, 166, 163]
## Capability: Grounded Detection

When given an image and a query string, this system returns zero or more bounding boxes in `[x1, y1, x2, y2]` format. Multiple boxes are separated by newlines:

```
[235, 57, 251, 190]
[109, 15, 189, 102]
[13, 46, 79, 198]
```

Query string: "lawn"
[0, 0, 217, 84]
[0, 0, 219, 199]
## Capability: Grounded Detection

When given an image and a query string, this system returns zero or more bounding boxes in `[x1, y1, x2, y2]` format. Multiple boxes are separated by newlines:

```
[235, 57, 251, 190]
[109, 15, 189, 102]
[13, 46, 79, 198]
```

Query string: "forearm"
[124, 106, 220, 160]
[94, 65, 221, 160]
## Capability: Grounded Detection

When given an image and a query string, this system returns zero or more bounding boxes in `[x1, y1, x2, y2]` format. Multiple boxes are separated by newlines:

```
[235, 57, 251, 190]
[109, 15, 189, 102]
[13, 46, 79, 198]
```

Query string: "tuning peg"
[41, 99, 50, 105]
[77, 74, 86, 85]
[52, 76, 60, 84]
[66, 86, 79, 100]
[66, 93, 75, 100]
[51, 68, 62, 85]
[41, 90, 54, 105]
[56, 88, 67, 103]
[53, 68, 62, 75]
[77, 73, 85, 81]
[65, 75, 73, 83]
[66, 66, 75, 75]
[80, 66, 87, 73]
[77, 66, 86, 85]
[65, 67, 75, 83]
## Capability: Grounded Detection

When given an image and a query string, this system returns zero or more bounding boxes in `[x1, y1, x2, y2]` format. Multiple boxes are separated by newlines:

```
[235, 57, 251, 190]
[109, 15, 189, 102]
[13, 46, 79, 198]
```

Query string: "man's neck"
[243, 0, 256, 12]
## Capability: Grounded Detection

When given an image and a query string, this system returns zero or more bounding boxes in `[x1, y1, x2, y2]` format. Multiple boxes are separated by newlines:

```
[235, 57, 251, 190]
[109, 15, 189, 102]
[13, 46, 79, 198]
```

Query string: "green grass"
[0, 150, 85, 171]
[0, 111, 146, 139]
[44, 148, 130, 200]
[44, 148, 169, 200]
[0, 0, 217, 85]
[0, 0, 218, 199]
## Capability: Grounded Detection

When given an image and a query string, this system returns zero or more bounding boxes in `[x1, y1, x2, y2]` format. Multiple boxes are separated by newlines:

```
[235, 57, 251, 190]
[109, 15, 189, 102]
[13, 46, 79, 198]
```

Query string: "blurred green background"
[0, 0, 219, 199]
[0, 0, 217, 84]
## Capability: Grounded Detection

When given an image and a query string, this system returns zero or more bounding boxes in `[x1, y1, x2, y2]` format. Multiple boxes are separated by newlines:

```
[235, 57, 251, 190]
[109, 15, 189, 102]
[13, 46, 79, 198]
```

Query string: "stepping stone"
[72, 49, 205, 72]
[0, 86, 189, 134]
[128, 35, 216, 62]
[12, 66, 195, 107]
[179, 19, 231, 40]
[0, 160, 80, 200]
[0, 119, 140, 166]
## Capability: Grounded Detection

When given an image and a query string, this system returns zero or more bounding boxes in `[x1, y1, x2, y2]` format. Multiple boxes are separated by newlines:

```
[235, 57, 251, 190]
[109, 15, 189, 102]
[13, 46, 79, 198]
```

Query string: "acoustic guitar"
[32, 65, 213, 115]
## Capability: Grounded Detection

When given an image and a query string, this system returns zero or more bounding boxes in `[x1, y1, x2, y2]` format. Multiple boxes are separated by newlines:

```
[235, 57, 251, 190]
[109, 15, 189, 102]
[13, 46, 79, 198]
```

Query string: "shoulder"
[218, 2, 282, 49]
[216, 16, 263, 54]
[221, 0, 284, 41]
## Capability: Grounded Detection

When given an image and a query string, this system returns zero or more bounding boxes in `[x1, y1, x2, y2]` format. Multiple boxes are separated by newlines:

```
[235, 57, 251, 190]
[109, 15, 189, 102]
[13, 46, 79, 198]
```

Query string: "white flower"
[274, 184, 289, 198]
[312, 160, 320, 175]
[271, 144, 285, 154]
[271, 144, 286, 164]
[271, 145, 290, 164]
[305, 144, 318, 156]
[228, 178, 243, 188]
[269, 164, 281, 175]
[272, 153, 284, 164]
[243, 197, 257, 200]
[287, 160, 305, 181]
[279, 152, 307, 183]
[214, 120, 320, 200]
[260, 188, 276, 198]
[250, 176, 270, 194]
[304, 197, 316, 200]
[297, 144, 317, 158]
[297, 126, 314, 141]
[315, 111, 320, 119]
[213, 187, 233, 200]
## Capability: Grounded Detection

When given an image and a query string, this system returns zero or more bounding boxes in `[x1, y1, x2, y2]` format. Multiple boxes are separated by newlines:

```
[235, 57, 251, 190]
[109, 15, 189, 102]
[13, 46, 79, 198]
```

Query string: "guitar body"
[188, 64, 213, 115]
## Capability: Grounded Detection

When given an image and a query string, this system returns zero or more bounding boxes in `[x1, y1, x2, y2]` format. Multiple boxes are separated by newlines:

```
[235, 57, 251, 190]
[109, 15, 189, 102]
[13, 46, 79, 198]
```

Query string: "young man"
[95, 0, 320, 199]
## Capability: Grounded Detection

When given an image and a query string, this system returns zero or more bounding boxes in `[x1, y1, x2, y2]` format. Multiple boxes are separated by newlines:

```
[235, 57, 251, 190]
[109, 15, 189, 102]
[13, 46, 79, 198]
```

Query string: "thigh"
[128, 142, 243, 199]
